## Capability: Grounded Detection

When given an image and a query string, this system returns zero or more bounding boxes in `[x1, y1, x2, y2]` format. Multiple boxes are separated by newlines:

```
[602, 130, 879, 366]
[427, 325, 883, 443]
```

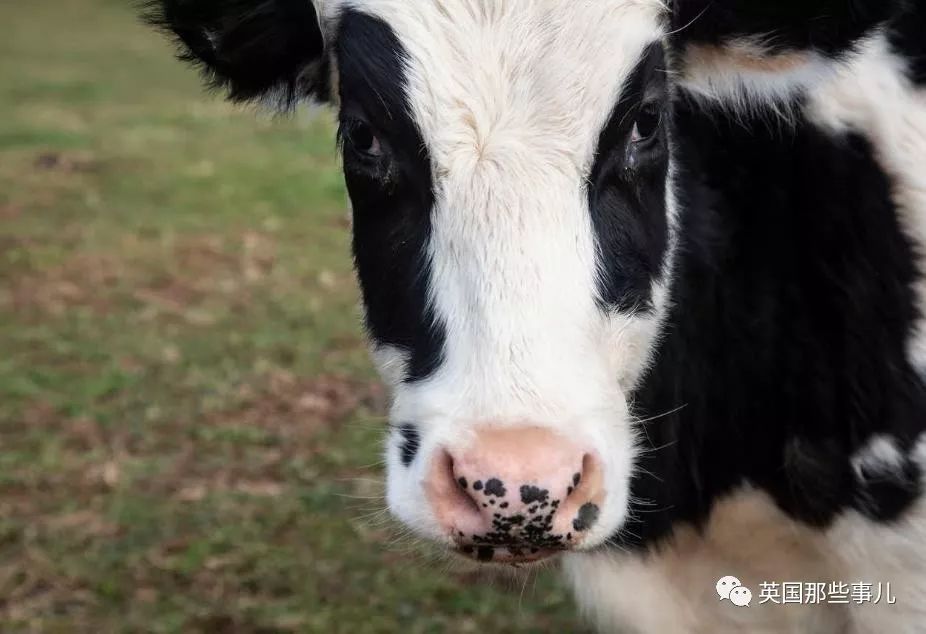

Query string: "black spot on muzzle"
[484, 478, 506, 497]
[520, 485, 549, 505]
[397, 424, 420, 466]
[572, 503, 600, 532]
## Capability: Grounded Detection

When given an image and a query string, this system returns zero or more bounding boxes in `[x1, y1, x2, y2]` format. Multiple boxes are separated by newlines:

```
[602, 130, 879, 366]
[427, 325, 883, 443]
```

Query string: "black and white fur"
[147, 1, 926, 631]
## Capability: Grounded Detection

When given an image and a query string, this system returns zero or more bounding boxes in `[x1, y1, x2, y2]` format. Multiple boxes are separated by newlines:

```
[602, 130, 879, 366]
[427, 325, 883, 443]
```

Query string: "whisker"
[355, 458, 388, 469]
[633, 403, 688, 425]
[664, 3, 712, 37]
[334, 493, 387, 501]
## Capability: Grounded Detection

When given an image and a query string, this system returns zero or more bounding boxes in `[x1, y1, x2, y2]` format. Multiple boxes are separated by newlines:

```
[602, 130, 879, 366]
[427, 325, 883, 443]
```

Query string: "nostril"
[425, 449, 484, 539]
[567, 473, 579, 495]
[566, 453, 595, 494]
[555, 452, 605, 537]
[562, 456, 588, 499]
[448, 456, 482, 515]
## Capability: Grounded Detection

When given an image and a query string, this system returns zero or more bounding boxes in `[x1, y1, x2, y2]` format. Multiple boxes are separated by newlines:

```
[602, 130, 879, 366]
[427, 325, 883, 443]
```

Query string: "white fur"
[319, 0, 673, 548]
[807, 33, 926, 380]
[827, 434, 926, 634]
[563, 488, 847, 634]
[565, 453, 926, 634]
[851, 434, 906, 479]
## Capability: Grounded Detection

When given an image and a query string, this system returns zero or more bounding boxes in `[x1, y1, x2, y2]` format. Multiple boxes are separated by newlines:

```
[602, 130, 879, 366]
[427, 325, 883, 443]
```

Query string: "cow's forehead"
[326, 0, 667, 172]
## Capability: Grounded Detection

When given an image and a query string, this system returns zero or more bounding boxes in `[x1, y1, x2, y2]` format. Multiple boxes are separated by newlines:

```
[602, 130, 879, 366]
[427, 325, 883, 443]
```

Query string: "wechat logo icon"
[717, 576, 752, 607]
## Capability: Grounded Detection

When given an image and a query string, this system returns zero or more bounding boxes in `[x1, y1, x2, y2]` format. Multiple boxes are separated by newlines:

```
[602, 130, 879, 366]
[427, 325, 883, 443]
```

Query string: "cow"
[146, 1, 926, 631]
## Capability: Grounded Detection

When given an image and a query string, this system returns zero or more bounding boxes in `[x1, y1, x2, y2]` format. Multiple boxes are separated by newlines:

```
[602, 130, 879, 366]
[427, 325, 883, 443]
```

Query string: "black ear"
[144, 0, 327, 106]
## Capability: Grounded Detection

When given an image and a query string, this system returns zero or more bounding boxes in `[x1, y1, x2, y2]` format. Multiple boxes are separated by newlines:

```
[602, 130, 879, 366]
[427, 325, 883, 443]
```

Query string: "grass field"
[0, 1, 586, 631]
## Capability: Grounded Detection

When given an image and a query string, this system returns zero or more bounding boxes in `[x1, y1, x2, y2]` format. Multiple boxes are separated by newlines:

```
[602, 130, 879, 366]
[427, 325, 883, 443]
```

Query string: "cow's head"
[151, 0, 674, 563]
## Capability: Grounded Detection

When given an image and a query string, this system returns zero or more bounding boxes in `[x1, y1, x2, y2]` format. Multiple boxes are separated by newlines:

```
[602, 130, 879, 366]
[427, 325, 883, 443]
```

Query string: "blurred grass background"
[0, 1, 585, 631]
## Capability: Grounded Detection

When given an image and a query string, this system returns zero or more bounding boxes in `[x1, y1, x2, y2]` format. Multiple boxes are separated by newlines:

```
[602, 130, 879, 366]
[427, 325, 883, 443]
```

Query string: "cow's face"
[337, 1, 675, 562]
[153, 0, 674, 563]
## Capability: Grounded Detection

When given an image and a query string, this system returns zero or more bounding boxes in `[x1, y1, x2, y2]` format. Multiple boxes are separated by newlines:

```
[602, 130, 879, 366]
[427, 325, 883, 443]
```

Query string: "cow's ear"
[145, 0, 328, 106]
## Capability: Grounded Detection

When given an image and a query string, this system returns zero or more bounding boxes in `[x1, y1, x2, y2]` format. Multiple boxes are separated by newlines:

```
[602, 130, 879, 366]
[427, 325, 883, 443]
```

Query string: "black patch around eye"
[336, 10, 446, 383]
[397, 424, 421, 466]
[588, 42, 670, 313]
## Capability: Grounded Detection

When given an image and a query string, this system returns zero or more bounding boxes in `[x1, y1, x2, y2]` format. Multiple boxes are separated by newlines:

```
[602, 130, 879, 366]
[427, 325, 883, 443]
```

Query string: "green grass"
[0, 1, 585, 632]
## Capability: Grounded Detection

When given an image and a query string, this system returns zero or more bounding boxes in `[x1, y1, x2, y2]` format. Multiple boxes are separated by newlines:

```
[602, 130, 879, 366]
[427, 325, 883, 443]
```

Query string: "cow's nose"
[425, 426, 604, 563]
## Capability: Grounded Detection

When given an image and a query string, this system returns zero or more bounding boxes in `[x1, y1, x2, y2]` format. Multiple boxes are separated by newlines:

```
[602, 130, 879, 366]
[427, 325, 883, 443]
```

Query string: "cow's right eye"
[341, 118, 385, 161]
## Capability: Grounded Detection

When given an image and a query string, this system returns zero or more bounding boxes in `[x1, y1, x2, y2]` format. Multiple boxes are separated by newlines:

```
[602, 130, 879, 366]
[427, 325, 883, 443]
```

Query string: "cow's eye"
[631, 103, 661, 143]
[342, 118, 384, 160]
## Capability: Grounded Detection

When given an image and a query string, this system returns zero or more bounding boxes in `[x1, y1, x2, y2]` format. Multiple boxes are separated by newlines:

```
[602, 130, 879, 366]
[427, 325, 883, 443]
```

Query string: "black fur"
[588, 44, 670, 313]
[616, 101, 926, 549]
[336, 11, 445, 383]
[889, 1, 926, 85]
[671, 0, 898, 56]
[397, 424, 421, 467]
[143, 0, 327, 105]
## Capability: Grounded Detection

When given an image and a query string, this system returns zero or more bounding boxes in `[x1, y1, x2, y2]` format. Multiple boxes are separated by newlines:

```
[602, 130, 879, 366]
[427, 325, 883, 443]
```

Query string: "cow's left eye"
[631, 103, 661, 143]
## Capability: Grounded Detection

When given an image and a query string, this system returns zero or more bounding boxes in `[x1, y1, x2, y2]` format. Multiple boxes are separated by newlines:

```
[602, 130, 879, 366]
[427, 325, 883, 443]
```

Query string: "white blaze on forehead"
[381, 0, 668, 169]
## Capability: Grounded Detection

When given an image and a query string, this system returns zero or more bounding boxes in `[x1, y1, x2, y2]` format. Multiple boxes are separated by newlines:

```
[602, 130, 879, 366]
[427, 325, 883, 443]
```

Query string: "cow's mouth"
[455, 543, 564, 565]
